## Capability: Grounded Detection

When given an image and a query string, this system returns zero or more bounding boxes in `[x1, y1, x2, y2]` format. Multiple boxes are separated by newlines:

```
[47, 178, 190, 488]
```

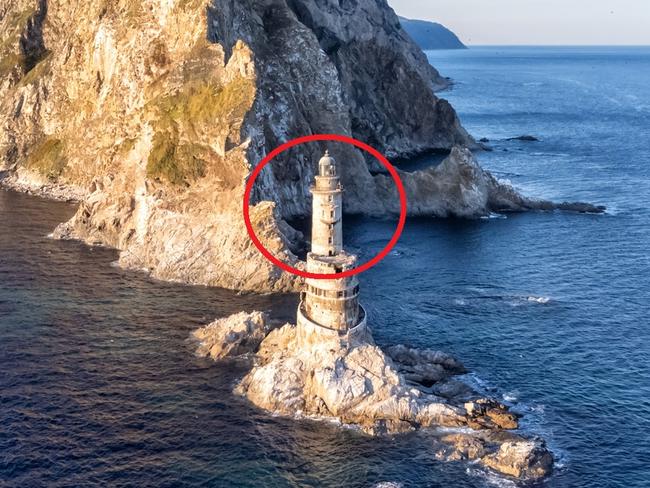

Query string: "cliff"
[0, 0, 602, 292]
[398, 17, 467, 50]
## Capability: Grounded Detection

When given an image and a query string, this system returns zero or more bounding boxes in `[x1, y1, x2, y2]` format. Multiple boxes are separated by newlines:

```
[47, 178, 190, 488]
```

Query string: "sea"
[1, 46, 649, 487]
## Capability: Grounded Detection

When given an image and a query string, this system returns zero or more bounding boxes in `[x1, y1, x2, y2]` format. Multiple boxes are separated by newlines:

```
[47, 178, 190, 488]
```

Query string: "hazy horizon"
[390, 0, 650, 46]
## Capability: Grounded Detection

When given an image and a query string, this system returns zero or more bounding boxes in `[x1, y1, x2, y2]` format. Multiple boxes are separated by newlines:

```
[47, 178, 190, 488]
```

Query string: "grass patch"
[152, 76, 255, 137]
[146, 131, 206, 186]
[25, 137, 67, 179]
[0, 52, 22, 78]
[145, 74, 256, 186]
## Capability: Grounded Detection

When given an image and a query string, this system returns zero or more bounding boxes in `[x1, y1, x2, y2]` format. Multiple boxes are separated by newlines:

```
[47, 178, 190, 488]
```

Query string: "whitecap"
[526, 295, 551, 304]
[503, 392, 518, 402]
[466, 466, 518, 488]
[480, 213, 507, 220]
[435, 425, 475, 435]
[530, 404, 546, 413]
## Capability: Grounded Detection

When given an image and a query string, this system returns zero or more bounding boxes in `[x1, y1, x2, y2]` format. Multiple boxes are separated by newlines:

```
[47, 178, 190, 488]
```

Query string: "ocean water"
[2, 46, 650, 487]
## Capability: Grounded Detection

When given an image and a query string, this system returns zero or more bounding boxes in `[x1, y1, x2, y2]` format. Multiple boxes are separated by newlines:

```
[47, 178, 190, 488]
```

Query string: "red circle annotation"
[242, 134, 407, 280]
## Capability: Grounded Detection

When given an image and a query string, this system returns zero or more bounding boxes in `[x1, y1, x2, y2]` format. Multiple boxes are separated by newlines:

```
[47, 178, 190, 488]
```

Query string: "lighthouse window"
[330, 210, 334, 217]
[328, 237, 333, 244]
[337, 291, 344, 298]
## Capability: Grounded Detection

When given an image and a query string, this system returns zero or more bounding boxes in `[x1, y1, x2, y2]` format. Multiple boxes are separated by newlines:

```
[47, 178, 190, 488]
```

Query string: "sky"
[389, 0, 650, 45]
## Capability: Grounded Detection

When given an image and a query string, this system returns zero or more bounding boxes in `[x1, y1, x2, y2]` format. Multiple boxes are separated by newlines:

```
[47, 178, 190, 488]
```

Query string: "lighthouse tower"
[297, 151, 367, 343]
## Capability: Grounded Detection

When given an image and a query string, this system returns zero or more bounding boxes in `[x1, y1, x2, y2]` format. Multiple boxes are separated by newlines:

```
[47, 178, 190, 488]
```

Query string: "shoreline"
[0, 169, 85, 203]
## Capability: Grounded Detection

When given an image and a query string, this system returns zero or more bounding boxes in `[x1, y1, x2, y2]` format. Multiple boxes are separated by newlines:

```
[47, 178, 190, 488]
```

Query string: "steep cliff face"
[0, 0, 596, 292]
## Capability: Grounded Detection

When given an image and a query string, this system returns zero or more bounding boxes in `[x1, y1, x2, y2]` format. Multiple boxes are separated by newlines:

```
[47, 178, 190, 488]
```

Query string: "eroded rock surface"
[382, 146, 606, 217]
[193, 311, 554, 480]
[192, 311, 272, 360]
[482, 438, 554, 479]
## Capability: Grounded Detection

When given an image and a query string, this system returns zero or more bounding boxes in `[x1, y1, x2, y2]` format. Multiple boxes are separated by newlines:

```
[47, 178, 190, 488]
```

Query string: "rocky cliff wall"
[0, 0, 600, 292]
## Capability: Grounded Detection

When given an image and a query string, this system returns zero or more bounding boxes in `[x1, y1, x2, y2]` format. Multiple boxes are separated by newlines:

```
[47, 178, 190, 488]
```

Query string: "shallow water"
[2, 46, 650, 487]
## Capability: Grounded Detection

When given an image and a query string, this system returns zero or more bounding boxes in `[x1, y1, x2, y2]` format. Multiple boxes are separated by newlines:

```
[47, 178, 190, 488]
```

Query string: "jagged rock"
[192, 311, 273, 360]
[217, 315, 518, 437]
[481, 439, 554, 479]
[436, 433, 488, 461]
[465, 398, 520, 430]
[232, 319, 471, 433]
[435, 432, 553, 480]
[386, 344, 466, 387]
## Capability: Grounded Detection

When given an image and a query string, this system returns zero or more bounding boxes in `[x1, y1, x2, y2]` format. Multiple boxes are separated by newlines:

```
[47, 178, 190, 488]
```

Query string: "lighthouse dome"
[318, 150, 337, 176]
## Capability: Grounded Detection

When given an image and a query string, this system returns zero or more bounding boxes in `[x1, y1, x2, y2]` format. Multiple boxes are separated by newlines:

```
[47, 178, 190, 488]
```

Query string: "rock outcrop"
[193, 311, 554, 480]
[378, 146, 605, 217]
[0, 0, 602, 292]
[192, 311, 272, 360]
[482, 438, 554, 479]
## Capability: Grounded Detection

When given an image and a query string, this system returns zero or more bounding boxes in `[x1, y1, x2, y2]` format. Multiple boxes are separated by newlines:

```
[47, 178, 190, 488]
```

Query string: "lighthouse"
[297, 151, 367, 344]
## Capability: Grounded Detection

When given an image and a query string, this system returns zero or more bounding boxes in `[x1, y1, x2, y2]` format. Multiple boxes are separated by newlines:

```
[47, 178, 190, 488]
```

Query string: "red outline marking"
[243, 134, 407, 279]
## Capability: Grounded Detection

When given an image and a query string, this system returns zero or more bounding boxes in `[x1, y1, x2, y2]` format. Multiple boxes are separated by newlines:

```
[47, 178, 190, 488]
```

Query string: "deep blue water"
[2, 47, 650, 487]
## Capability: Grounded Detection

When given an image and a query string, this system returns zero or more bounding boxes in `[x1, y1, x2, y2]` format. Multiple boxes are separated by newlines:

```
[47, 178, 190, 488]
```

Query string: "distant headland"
[399, 16, 467, 50]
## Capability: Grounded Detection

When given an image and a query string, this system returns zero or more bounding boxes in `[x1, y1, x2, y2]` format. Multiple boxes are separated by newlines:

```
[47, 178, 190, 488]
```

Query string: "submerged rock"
[507, 135, 540, 142]
[193, 311, 554, 480]
[436, 432, 553, 480]
[436, 433, 488, 461]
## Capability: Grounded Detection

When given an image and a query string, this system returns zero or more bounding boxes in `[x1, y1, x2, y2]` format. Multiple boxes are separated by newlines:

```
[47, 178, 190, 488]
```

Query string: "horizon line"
[462, 44, 650, 47]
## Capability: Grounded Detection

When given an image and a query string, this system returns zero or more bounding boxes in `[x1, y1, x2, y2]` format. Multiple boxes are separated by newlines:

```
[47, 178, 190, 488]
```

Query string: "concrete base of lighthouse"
[296, 301, 369, 350]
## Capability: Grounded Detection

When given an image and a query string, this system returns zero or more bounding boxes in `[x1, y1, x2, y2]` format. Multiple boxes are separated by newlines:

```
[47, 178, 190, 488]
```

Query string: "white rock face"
[236, 321, 468, 434]
[192, 311, 271, 360]
[193, 311, 554, 479]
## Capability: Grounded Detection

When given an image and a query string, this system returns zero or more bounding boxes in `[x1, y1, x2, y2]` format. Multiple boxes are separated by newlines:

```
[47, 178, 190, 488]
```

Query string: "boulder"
[481, 439, 554, 479]
[465, 398, 520, 430]
[192, 311, 271, 360]
[436, 433, 488, 461]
